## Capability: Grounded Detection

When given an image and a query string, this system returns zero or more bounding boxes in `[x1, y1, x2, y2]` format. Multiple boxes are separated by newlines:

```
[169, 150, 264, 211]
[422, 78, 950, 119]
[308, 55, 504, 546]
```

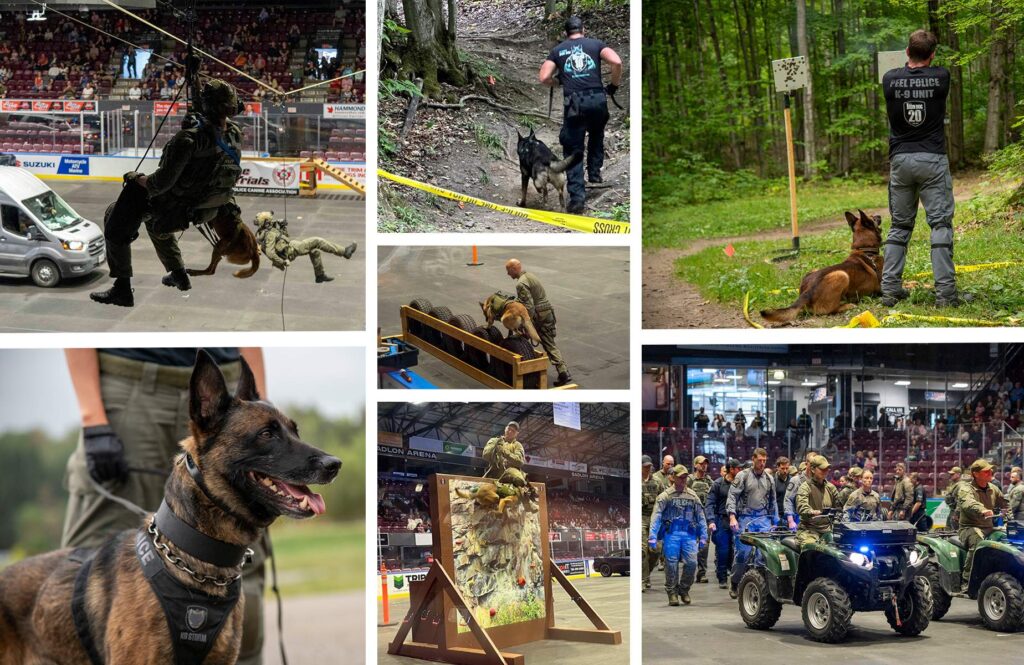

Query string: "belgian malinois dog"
[516, 128, 583, 211]
[760, 210, 884, 323]
[186, 204, 261, 279]
[0, 350, 341, 665]
[480, 294, 541, 344]
[455, 483, 520, 514]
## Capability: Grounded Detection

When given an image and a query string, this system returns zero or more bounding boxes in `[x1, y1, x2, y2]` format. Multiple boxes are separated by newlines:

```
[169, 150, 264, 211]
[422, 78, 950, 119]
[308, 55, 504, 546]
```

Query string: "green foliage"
[379, 125, 398, 162]
[269, 520, 364, 595]
[459, 50, 500, 82]
[381, 17, 411, 49]
[592, 201, 630, 222]
[472, 123, 504, 159]
[518, 115, 540, 132]
[379, 194, 436, 233]
[0, 429, 75, 552]
[282, 406, 365, 522]
[380, 78, 424, 100]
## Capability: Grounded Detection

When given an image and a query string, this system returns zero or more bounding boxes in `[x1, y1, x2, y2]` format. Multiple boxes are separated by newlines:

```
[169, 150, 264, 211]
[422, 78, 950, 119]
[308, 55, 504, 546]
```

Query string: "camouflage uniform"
[649, 467, 708, 604]
[641, 469, 663, 589]
[836, 467, 863, 508]
[515, 271, 568, 377]
[255, 212, 356, 282]
[943, 470, 965, 530]
[1009, 482, 1024, 521]
[795, 470, 839, 546]
[843, 487, 883, 522]
[687, 471, 712, 582]
[482, 435, 527, 487]
[957, 471, 1007, 586]
[890, 474, 915, 519]
[652, 468, 671, 491]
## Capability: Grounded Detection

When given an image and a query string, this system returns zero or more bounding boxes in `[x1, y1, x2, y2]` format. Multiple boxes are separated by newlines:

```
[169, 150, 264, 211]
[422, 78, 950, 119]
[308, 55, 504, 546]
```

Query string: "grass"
[378, 190, 436, 233]
[677, 193, 1024, 327]
[644, 179, 889, 248]
[268, 519, 364, 597]
[472, 123, 504, 159]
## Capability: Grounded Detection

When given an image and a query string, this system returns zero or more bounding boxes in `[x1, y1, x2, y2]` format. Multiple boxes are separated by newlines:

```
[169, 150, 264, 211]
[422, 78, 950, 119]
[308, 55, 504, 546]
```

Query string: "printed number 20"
[908, 109, 923, 123]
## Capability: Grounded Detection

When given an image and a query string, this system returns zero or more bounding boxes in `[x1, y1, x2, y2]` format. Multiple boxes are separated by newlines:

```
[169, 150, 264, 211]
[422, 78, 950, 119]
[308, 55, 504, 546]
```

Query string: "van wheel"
[926, 562, 952, 620]
[801, 577, 852, 643]
[31, 259, 60, 287]
[886, 576, 932, 636]
[738, 568, 782, 630]
[978, 572, 1024, 632]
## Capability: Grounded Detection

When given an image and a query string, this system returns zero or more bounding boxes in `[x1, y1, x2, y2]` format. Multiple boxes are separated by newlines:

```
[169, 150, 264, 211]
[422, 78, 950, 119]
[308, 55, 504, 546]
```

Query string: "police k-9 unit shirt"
[547, 37, 605, 96]
[882, 65, 950, 157]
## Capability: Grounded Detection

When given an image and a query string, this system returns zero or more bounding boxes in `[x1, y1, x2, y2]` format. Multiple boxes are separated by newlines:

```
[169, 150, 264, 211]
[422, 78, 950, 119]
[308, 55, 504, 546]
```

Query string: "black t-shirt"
[910, 484, 927, 521]
[547, 37, 606, 96]
[882, 65, 950, 157]
[101, 348, 241, 367]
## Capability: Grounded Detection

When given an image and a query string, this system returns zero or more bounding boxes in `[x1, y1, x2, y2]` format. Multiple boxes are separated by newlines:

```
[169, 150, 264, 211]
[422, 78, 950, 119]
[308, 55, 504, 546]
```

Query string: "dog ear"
[190, 350, 231, 432]
[844, 211, 858, 229]
[516, 129, 523, 140]
[858, 209, 875, 229]
[235, 356, 261, 402]
[529, 128, 535, 138]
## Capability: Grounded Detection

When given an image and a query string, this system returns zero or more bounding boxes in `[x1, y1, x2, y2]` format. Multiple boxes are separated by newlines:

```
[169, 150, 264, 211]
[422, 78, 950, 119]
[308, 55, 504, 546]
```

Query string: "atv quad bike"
[736, 511, 932, 643]
[917, 515, 1024, 632]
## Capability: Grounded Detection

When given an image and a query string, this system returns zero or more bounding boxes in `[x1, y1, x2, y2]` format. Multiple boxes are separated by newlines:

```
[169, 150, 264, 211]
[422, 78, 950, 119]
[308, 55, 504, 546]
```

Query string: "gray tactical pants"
[882, 152, 957, 300]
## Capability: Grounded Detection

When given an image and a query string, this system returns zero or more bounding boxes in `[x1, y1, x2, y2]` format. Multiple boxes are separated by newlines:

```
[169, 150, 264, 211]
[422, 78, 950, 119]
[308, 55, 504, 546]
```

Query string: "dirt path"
[379, 1, 629, 232]
[643, 175, 990, 329]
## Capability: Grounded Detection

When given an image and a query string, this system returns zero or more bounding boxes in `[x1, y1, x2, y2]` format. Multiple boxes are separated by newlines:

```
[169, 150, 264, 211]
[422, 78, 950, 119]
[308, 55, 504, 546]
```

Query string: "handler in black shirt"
[539, 16, 622, 214]
[881, 29, 962, 307]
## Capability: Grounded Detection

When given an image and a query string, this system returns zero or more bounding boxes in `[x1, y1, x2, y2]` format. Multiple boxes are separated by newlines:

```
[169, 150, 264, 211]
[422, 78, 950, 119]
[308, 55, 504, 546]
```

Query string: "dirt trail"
[380, 1, 629, 232]
[643, 175, 990, 329]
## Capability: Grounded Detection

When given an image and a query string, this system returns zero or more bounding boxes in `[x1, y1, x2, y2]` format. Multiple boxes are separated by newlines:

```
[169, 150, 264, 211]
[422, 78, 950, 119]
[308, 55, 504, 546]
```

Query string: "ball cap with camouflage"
[847, 466, 864, 478]
[641, 455, 653, 467]
[200, 78, 239, 117]
[798, 461, 808, 472]
[693, 455, 708, 464]
[506, 421, 520, 430]
[670, 464, 689, 477]
[810, 455, 831, 470]
[949, 466, 962, 475]
[970, 459, 994, 473]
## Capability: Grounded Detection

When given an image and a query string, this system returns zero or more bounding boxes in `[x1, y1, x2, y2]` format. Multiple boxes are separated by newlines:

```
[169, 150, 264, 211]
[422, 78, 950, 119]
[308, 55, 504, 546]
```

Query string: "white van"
[0, 166, 105, 286]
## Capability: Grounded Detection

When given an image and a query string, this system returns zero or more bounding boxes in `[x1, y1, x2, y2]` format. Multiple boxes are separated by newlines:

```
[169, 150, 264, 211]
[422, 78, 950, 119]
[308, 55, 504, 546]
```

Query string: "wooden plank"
[545, 627, 622, 645]
[402, 306, 534, 364]
[395, 643, 525, 665]
[406, 330, 512, 389]
[546, 561, 622, 643]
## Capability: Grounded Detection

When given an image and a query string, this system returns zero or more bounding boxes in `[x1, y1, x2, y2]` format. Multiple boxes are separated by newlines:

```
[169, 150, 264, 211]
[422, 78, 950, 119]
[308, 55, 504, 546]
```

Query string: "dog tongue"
[277, 480, 326, 515]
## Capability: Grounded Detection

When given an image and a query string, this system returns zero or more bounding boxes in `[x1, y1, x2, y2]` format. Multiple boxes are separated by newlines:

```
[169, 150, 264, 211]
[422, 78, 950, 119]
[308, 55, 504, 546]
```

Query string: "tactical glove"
[83, 424, 128, 484]
[605, 83, 619, 97]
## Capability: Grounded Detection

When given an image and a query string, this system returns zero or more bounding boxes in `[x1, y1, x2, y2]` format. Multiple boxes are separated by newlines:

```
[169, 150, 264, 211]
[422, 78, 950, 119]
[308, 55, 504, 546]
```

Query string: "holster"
[104, 174, 151, 245]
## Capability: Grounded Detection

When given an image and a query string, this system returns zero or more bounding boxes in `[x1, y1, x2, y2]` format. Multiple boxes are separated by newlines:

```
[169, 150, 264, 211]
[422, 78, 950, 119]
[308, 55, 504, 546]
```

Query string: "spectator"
[864, 450, 878, 472]
[32, 72, 46, 92]
[81, 82, 96, 100]
[259, 7, 270, 23]
[128, 83, 142, 100]
[61, 82, 76, 99]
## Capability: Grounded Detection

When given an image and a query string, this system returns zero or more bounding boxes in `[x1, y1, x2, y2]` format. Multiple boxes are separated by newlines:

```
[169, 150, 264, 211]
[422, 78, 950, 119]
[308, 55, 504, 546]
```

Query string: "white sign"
[235, 161, 301, 196]
[553, 402, 581, 430]
[772, 56, 809, 93]
[878, 50, 906, 84]
[322, 103, 365, 119]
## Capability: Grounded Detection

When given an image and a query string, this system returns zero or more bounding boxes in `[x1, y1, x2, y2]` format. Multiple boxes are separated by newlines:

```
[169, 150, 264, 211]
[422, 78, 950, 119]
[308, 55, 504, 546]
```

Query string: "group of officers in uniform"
[642, 449, 1024, 607]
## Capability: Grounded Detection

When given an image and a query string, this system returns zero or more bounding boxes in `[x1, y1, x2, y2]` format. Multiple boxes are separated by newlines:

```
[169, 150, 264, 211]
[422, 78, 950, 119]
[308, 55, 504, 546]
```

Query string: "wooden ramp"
[312, 158, 366, 196]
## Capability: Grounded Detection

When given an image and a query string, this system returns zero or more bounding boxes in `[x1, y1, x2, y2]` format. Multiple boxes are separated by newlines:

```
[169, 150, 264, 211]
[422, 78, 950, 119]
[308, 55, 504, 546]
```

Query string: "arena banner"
[1, 99, 98, 114]
[378, 432, 403, 447]
[153, 101, 186, 116]
[555, 559, 588, 577]
[235, 160, 301, 196]
[322, 103, 365, 119]
[591, 464, 628, 478]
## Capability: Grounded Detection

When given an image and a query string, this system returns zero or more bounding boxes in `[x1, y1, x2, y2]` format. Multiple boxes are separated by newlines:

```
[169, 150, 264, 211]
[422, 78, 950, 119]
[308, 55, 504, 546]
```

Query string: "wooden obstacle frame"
[387, 473, 621, 665]
[400, 305, 575, 390]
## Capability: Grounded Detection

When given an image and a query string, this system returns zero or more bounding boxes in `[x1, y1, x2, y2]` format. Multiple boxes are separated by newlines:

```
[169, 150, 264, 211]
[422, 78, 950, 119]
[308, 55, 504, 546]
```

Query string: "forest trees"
[643, 0, 1024, 191]
[385, 0, 467, 97]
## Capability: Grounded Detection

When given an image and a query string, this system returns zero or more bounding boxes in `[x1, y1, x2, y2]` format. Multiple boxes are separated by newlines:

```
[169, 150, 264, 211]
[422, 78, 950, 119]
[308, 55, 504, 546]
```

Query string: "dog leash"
[87, 471, 290, 664]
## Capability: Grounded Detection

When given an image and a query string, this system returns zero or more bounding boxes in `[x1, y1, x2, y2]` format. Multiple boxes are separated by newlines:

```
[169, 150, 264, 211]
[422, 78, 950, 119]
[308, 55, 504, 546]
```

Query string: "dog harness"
[71, 500, 248, 665]
[488, 291, 518, 318]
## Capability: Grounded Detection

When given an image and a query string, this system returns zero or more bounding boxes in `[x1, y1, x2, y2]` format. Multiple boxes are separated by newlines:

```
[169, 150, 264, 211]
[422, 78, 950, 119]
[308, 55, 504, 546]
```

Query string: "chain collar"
[148, 518, 252, 587]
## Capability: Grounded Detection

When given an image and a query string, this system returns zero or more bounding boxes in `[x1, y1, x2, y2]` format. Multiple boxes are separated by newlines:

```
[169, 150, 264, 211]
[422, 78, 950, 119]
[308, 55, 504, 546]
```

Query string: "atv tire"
[886, 576, 932, 636]
[407, 298, 432, 338]
[466, 326, 494, 369]
[738, 569, 782, 631]
[426, 306, 453, 346]
[926, 562, 953, 620]
[490, 337, 539, 388]
[445, 314, 478, 358]
[801, 577, 853, 643]
[978, 572, 1024, 632]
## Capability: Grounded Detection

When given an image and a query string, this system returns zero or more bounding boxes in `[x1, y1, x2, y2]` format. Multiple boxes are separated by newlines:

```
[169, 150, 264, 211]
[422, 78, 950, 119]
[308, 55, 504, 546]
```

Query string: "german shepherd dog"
[516, 128, 583, 211]
[480, 294, 541, 344]
[186, 204, 261, 279]
[0, 351, 341, 665]
[760, 210, 884, 323]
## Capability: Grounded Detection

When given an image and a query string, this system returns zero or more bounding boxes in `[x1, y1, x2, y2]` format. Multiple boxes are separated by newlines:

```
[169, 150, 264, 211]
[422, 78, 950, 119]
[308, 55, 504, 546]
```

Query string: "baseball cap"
[848, 467, 864, 478]
[671, 464, 689, 477]
[641, 455, 653, 466]
[726, 458, 741, 468]
[810, 455, 831, 470]
[970, 459, 994, 473]
[949, 466, 962, 475]
[694, 455, 708, 464]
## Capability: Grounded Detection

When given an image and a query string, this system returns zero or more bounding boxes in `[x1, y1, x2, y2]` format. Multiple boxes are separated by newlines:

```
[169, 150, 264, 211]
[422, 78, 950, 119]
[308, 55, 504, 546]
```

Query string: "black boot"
[161, 268, 191, 291]
[567, 201, 585, 215]
[343, 242, 358, 259]
[554, 371, 573, 387]
[90, 277, 134, 307]
[588, 173, 603, 184]
[315, 273, 335, 283]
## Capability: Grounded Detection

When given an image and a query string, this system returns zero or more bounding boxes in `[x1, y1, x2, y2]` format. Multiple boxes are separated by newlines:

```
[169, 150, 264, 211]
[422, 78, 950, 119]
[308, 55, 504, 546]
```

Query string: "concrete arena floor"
[0, 180, 365, 332]
[379, 575, 629, 665]
[377, 246, 630, 389]
[642, 540, 1024, 664]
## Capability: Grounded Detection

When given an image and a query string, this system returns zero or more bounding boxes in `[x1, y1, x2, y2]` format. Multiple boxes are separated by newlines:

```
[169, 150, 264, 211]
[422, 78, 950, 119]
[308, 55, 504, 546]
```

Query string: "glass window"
[21, 191, 81, 232]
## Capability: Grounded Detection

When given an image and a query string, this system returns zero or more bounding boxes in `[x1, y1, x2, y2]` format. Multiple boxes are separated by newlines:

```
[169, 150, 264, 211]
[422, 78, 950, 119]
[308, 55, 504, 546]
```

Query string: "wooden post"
[784, 92, 799, 251]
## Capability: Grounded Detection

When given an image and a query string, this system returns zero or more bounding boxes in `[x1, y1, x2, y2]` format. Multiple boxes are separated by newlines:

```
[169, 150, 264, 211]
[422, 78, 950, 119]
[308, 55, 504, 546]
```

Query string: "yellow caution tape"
[879, 312, 1004, 327]
[834, 311, 881, 328]
[910, 261, 1024, 279]
[378, 169, 630, 234]
[743, 291, 764, 329]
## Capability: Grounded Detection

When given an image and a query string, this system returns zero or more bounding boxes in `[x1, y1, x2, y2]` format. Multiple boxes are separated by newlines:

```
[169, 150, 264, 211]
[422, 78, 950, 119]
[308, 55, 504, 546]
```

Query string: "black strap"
[155, 500, 248, 568]
[931, 243, 953, 249]
[931, 221, 953, 230]
[884, 239, 909, 247]
[72, 557, 105, 665]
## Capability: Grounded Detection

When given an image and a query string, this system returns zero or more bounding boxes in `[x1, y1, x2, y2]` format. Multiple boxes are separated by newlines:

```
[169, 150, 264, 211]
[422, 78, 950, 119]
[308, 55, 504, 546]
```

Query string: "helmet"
[255, 211, 275, 225]
[200, 79, 239, 119]
[565, 15, 583, 35]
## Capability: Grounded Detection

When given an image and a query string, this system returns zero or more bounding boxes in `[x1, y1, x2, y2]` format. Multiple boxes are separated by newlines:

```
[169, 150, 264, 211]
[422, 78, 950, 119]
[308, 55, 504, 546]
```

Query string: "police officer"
[255, 211, 357, 283]
[653, 454, 674, 490]
[784, 459, 811, 531]
[844, 469, 884, 522]
[694, 407, 710, 430]
[908, 472, 928, 530]
[773, 457, 791, 514]
[538, 16, 623, 214]
[482, 421, 526, 486]
[1008, 467, 1024, 521]
[640, 455, 662, 591]
[91, 79, 244, 307]
[726, 447, 778, 599]
[505, 258, 571, 386]
[795, 455, 840, 546]
[944, 465, 965, 529]
[881, 29, 965, 307]
[706, 458, 740, 589]
[649, 465, 707, 606]
[957, 459, 1008, 589]
[889, 462, 915, 520]
[688, 455, 712, 583]
[836, 467, 863, 508]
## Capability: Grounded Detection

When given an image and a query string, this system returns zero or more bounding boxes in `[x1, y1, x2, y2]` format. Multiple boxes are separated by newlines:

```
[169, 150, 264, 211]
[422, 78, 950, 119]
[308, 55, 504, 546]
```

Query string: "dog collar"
[183, 452, 257, 535]
[154, 499, 250, 568]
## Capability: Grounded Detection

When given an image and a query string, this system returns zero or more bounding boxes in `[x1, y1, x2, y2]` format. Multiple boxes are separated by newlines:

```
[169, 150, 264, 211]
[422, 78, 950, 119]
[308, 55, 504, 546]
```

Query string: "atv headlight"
[909, 549, 922, 566]
[62, 240, 85, 251]
[849, 552, 873, 569]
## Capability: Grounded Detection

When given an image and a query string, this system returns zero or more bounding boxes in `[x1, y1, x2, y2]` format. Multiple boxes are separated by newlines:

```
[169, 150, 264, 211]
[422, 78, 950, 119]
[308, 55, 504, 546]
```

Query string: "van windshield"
[22, 191, 81, 231]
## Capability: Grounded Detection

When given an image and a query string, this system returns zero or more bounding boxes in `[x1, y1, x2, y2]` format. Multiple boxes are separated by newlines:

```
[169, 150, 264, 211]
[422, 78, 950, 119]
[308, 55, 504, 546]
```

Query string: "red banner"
[153, 101, 186, 116]
[243, 101, 262, 116]
[0, 99, 96, 114]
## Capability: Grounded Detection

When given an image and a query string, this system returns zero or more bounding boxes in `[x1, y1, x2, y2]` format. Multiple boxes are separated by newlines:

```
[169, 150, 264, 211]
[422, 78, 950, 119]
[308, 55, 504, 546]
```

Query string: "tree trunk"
[984, 10, 1007, 155]
[545, 0, 558, 19]
[400, 0, 466, 97]
[704, 0, 741, 169]
[796, 0, 816, 176]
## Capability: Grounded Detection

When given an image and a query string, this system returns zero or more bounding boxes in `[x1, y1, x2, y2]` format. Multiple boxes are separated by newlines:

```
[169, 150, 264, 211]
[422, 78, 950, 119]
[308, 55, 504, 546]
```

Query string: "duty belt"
[99, 353, 241, 390]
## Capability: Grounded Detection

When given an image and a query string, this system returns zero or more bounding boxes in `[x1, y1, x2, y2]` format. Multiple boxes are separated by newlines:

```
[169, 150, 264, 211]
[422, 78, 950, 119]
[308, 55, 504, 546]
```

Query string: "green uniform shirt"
[891, 475, 914, 514]
[844, 488, 883, 521]
[956, 480, 1007, 534]
[688, 474, 712, 506]
[796, 478, 839, 535]
[515, 271, 552, 317]
[642, 472, 663, 524]
[836, 481, 858, 509]
[482, 435, 526, 482]
[1009, 483, 1024, 521]
[652, 469, 671, 491]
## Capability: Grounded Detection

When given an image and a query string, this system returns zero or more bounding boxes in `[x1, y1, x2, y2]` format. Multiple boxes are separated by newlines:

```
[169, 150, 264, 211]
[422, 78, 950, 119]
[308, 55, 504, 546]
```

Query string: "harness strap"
[72, 556, 105, 665]
[155, 500, 249, 568]
[194, 115, 241, 167]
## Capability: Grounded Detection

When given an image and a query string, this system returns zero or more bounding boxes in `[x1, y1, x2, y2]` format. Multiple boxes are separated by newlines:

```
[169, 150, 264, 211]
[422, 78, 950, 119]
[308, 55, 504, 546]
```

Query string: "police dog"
[480, 294, 541, 344]
[186, 204, 261, 279]
[516, 128, 583, 211]
[0, 350, 340, 665]
[760, 210, 884, 323]
[455, 483, 519, 514]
